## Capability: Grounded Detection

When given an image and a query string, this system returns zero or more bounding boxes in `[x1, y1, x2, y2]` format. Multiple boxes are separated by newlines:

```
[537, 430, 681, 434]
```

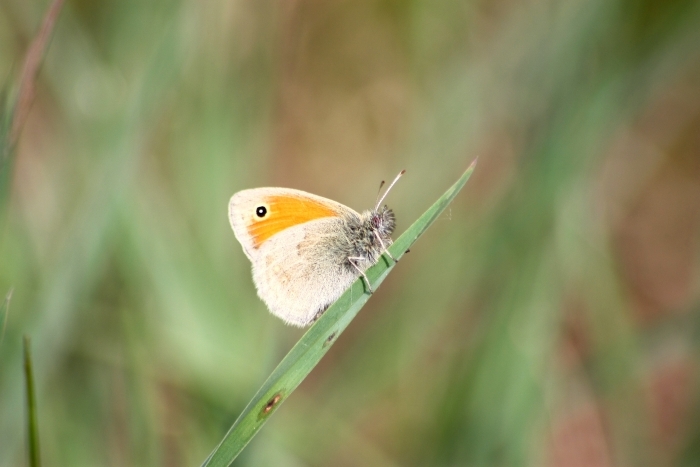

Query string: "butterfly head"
[353, 186, 397, 260]
[370, 205, 396, 238]
[367, 169, 403, 240]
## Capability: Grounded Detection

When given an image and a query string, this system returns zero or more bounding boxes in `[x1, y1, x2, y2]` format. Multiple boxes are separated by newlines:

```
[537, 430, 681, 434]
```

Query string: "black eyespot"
[256, 206, 267, 217]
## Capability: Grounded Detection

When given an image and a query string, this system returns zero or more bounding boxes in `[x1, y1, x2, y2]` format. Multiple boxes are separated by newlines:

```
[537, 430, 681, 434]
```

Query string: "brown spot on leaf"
[259, 392, 284, 419]
[323, 331, 337, 348]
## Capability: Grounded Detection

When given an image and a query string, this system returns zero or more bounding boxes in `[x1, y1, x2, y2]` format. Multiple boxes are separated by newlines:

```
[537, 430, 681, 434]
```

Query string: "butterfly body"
[228, 187, 396, 327]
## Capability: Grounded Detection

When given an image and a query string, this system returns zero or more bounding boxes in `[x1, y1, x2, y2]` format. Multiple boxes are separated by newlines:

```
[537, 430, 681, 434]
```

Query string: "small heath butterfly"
[228, 171, 404, 327]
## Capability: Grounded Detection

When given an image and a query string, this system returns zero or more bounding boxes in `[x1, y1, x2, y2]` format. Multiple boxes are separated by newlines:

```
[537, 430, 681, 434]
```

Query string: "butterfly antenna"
[374, 180, 386, 208]
[375, 169, 405, 210]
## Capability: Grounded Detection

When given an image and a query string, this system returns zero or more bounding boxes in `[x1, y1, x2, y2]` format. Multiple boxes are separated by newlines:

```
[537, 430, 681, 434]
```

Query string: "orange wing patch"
[248, 195, 339, 248]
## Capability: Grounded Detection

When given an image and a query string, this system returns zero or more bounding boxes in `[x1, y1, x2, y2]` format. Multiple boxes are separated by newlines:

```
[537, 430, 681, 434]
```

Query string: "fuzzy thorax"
[335, 205, 395, 271]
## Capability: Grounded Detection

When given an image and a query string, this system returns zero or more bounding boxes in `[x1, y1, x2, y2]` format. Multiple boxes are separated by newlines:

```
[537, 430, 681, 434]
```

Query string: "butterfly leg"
[348, 257, 373, 294]
[311, 303, 331, 324]
[374, 231, 397, 263]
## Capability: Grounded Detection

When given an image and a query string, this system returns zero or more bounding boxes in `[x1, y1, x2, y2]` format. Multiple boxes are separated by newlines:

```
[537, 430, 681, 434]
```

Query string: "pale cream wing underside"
[250, 217, 360, 326]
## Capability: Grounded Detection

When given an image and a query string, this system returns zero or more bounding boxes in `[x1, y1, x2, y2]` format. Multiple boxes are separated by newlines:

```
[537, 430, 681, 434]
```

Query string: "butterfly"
[228, 171, 404, 326]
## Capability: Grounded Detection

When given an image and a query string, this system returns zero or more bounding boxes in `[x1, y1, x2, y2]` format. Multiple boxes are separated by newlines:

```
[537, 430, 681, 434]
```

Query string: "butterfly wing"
[228, 188, 361, 326]
[228, 188, 356, 260]
[251, 217, 361, 326]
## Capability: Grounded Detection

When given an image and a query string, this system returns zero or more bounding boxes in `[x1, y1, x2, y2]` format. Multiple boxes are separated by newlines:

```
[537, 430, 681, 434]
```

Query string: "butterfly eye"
[256, 206, 268, 218]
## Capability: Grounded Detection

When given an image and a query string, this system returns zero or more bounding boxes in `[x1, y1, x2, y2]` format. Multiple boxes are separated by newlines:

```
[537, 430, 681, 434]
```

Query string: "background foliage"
[2, 0, 700, 466]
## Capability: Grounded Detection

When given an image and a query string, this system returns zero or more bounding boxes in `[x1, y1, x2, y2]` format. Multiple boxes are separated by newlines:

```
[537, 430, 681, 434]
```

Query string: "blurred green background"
[2, 0, 700, 465]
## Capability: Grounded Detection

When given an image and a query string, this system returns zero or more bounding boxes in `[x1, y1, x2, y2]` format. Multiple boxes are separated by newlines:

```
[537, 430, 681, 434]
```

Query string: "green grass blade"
[202, 160, 477, 467]
[24, 336, 42, 467]
[0, 288, 12, 347]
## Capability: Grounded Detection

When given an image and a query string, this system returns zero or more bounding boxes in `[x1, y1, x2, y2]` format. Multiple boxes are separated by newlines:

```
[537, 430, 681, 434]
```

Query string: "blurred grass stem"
[0, 288, 12, 346]
[23, 336, 41, 467]
[0, 0, 65, 223]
